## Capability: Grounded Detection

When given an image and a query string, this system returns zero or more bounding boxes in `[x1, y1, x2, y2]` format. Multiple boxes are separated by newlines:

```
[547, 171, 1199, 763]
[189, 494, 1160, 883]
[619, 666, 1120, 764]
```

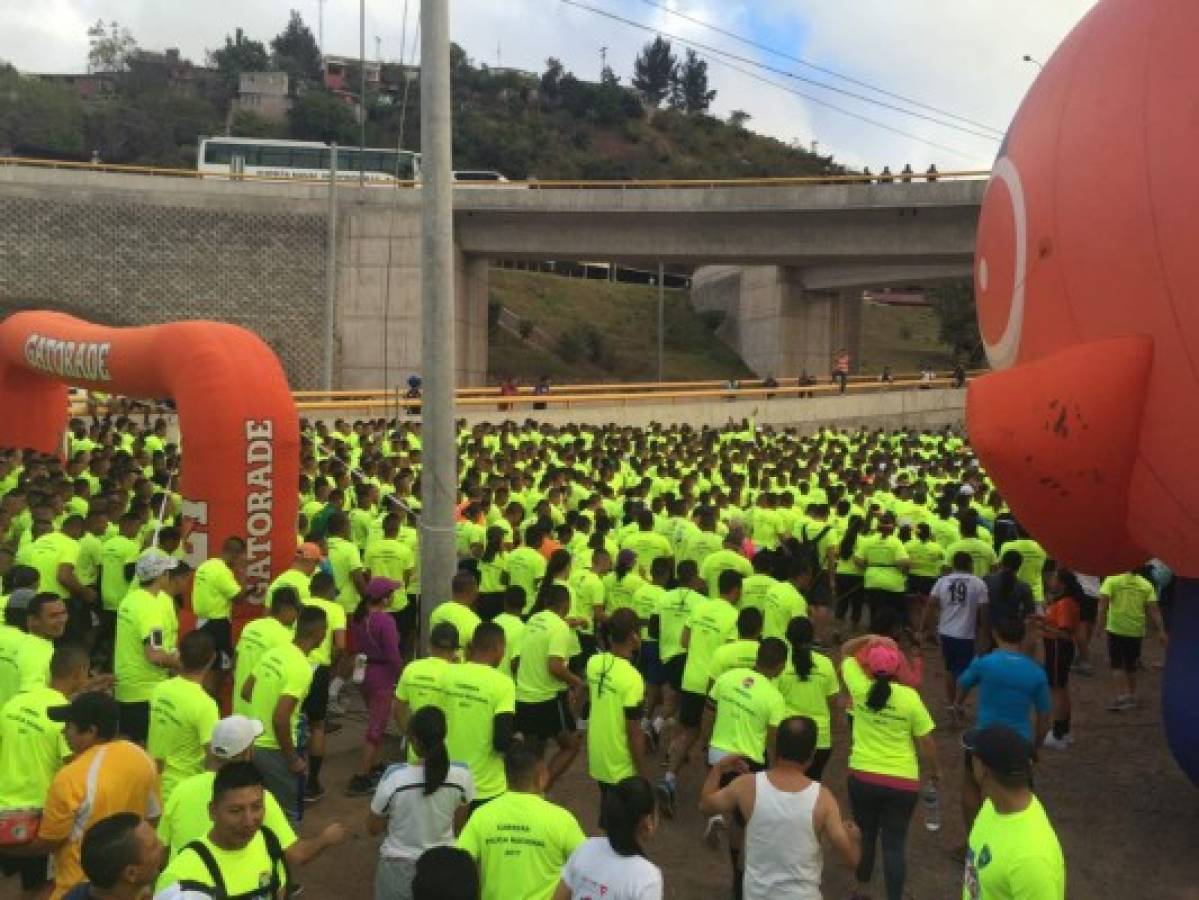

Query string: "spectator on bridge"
[880, 366, 895, 385]
[762, 374, 779, 399]
[920, 364, 936, 387]
[797, 371, 817, 398]
[832, 349, 850, 394]
[953, 363, 967, 389]
[498, 376, 518, 413]
[405, 375, 422, 416]
[901, 164, 914, 183]
[533, 375, 551, 411]
[861, 166, 873, 183]
[926, 164, 940, 182]
[879, 166, 894, 183]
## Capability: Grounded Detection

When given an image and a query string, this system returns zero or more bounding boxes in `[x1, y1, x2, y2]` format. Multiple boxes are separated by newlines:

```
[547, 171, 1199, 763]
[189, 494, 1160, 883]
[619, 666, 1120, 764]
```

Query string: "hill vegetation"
[0, 12, 847, 180]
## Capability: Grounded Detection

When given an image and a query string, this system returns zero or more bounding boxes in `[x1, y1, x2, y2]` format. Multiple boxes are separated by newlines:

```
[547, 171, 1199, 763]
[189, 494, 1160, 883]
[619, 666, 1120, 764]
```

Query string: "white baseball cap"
[135, 549, 179, 581]
[210, 715, 265, 759]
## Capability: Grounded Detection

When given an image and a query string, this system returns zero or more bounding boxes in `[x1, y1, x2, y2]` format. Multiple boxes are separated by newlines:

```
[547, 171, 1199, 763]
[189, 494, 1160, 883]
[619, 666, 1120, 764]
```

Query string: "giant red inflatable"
[968, 0, 1199, 782]
[0, 312, 299, 598]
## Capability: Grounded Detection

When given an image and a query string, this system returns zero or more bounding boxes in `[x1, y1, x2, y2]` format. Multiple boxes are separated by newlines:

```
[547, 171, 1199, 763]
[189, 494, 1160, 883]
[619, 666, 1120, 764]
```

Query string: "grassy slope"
[488, 269, 752, 383]
[486, 271, 955, 382]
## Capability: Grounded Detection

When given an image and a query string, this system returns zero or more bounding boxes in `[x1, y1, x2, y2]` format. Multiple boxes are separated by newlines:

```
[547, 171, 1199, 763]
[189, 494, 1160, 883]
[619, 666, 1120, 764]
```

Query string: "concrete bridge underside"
[0, 167, 983, 387]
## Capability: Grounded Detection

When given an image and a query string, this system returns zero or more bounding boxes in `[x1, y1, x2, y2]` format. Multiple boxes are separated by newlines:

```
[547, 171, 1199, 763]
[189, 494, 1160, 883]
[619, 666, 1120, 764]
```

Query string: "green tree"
[210, 28, 270, 99]
[677, 49, 716, 114]
[288, 89, 356, 143]
[86, 19, 137, 74]
[728, 109, 752, 129]
[632, 37, 677, 107]
[541, 57, 566, 105]
[0, 70, 85, 157]
[930, 280, 985, 365]
[270, 10, 323, 91]
[230, 108, 287, 139]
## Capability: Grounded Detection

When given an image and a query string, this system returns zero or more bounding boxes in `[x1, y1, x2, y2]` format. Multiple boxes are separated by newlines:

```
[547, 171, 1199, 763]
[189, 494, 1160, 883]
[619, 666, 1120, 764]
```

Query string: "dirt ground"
[292, 643, 1198, 900]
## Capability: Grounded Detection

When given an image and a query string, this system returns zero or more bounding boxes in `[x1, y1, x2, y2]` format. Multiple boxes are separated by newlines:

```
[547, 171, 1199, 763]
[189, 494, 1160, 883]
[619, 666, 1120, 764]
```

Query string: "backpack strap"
[259, 826, 292, 896]
[179, 840, 226, 898]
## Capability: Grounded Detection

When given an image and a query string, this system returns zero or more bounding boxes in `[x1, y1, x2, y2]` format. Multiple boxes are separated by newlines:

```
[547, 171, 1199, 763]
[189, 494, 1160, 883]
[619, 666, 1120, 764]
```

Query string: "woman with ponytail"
[838, 637, 941, 900]
[348, 578, 404, 796]
[833, 513, 867, 631]
[774, 617, 841, 781]
[553, 776, 662, 900]
[368, 705, 476, 900]
[476, 525, 510, 620]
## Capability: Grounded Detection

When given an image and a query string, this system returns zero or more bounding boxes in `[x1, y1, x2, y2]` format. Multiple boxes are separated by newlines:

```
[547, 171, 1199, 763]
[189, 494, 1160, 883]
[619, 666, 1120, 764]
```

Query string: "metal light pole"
[323, 145, 339, 389]
[359, 0, 367, 187]
[1022, 54, 1044, 70]
[419, 0, 456, 653]
[657, 261, 665, 382]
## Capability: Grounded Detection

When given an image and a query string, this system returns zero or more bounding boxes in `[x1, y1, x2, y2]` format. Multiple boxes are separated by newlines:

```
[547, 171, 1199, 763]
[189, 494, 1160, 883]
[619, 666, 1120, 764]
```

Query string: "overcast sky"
[0, 0, 1098, 170]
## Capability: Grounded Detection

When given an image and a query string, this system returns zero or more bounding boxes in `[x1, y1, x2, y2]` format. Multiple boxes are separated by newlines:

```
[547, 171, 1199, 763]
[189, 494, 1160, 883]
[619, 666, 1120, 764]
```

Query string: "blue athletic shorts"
[940, 634, 976, 678]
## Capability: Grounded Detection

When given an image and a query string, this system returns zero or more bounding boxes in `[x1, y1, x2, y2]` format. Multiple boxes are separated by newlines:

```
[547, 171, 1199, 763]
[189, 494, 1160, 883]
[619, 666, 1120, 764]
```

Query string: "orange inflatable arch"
[0, 311, 299, 596]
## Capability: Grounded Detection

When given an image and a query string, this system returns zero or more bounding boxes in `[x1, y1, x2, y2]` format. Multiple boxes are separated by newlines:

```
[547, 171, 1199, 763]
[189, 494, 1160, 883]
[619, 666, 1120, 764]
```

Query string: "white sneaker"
[703, 815, 726, 850]
[1042, 733, 1069, 751]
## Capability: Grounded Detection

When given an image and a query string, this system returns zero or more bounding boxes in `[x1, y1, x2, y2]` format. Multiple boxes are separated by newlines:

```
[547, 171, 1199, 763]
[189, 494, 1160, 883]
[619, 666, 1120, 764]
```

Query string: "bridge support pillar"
[335, 202, 489, 389]
[736, 267, 861, 379]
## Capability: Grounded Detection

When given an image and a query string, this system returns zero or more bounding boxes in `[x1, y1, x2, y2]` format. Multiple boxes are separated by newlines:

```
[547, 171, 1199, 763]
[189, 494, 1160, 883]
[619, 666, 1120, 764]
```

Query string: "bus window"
[204, 143, 233, 165]
[336, 148, 360, 171]
[290, 148, 323, 170]
[259, 146, 291, 167]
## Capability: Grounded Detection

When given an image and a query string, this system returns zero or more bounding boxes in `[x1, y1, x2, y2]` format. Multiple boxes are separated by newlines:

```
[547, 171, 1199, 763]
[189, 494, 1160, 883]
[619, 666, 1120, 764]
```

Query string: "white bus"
[197, 137, 420, 183]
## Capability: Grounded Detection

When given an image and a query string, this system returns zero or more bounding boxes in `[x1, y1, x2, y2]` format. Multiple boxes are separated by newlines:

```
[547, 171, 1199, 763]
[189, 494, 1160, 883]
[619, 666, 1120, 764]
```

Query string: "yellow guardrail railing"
[0, 156, 989, 190]
[293, 376, 966, 413]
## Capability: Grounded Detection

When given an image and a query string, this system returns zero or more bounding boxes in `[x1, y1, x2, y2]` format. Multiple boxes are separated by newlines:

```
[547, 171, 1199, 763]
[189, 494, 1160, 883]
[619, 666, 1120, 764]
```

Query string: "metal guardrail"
[0, 155, 990, 190]
[294, 376, 966, 413]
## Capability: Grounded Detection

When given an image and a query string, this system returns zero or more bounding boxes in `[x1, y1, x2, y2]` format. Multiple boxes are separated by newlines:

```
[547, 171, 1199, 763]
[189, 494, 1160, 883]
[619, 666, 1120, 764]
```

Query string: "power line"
[636, 0, 1006, 137]
[558, 0, 1002, 144]
[557, 0, 987, 161]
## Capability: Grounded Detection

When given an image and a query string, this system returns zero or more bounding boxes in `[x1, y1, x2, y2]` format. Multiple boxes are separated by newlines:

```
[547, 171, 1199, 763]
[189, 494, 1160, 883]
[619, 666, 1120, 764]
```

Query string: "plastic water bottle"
[351, 653, 368, 684]
[922, 781, 941, 832]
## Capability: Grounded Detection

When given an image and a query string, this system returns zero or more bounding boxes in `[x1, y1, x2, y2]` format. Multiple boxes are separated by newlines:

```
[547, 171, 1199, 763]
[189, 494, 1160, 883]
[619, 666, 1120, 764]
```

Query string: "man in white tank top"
[700, 716, 861, 900]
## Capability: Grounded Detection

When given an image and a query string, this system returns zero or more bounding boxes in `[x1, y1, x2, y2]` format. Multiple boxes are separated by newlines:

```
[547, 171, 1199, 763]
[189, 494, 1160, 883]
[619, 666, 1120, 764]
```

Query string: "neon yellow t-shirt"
[620, 529, 673, 575]
[514, 610, 573, 703]
[155, 830, 289, 897]
[775, 652, 840, 749]
[681, 598, 738, 694]
[709, 639, 760, 684]
[326, 536, 365, 612]
[0, 686, 70, 810]
[568, 570, 605, 636]
[157, 771, 296, 859]
[457, 791, 586, 900]
[840, 657, 933, 781]
[76, 531, 103, 587]
[493, 613, 524, 680]
[997, 539, 1047, 602]
[762, 581, 808, 641]
[396, 656, 450, 711]
[477, 552, 509, 596]
[739, 574, 777, 615]
[963, 797, 1065, 900]
[699, 549, 752, 598]
[302, 597, 346, 668]
[585, 652, 644, 785]
[267, 568, 311, 604]
[1099, 573, 1157, 637]
[905, 539, 946, 579]
[114, 589, 179, 703]
[99, 534, 140, 611]
[440, 661, 516, 801]
[857, 534, 910, 593]
[147, 676, 219, 803]
[429, 602, 482, 660]
[192, 558, 241, 621]
[28, 532, 79, 598]
[946, 537, 997, 579]
[656, 586, 702, 662]
[603, 571, 647, 615]
[0, 624, 25, 708]
[233, 618, 294, 715]
[249, 643, 314, 751]
[631, 583, 664, 641]
[15, 633, 54, 693]
[708, 667, 785, 764]
[506, 547, 546, 614]
[365, 539, 416, 609]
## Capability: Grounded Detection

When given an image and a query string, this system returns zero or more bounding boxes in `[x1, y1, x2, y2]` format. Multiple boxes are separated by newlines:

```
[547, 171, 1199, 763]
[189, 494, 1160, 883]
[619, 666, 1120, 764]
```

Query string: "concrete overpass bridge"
[0, 162, 984, 388]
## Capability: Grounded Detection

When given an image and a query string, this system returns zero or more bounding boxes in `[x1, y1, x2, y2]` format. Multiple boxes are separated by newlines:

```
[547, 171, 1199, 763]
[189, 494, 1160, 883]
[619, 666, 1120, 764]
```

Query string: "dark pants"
[867, 589, 908, 631]
[835, 574, 865, 624]
[847, 775, 918, 900]
[834, 371, 848, 393]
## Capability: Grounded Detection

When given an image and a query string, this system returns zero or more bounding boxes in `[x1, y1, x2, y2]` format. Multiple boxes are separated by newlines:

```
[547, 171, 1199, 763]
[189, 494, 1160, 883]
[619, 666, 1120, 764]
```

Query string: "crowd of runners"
[0, 413, 1175, 899]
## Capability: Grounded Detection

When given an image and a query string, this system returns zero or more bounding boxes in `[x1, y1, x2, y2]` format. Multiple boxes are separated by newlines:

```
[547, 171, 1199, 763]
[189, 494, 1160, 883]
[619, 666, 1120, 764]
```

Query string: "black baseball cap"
[47, 691, 120, 734]
[962, 724, 1033, 776]
[430, 622, 461, 650]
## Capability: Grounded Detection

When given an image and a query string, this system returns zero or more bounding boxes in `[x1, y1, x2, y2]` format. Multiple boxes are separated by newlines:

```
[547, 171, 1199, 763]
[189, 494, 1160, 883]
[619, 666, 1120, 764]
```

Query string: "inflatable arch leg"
[0, 311, 299, 598]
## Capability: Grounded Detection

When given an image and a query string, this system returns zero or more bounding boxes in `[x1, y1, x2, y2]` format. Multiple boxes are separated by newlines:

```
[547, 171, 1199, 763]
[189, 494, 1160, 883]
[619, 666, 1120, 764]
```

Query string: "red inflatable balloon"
[969, 0, 1199, 578]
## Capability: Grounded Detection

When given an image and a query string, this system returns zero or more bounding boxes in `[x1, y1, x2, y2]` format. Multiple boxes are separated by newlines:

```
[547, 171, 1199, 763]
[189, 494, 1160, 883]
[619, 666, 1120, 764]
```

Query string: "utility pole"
[657, 262, 665, 382]
[419, 0, 456, 653]
[359, 0, 367, 187]
[600, 45, 608, 78]
[376, 35, 382, 63]
[317, 0, 325, 51]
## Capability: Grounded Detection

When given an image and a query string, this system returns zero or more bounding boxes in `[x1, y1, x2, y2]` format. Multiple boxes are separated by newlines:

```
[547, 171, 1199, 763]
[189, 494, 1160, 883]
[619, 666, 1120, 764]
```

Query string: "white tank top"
[743, 773, 823, 900]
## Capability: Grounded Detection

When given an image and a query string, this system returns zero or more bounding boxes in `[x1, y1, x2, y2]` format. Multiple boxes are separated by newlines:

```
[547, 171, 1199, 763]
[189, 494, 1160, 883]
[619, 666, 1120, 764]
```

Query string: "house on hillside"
[235, 71, 291, 123]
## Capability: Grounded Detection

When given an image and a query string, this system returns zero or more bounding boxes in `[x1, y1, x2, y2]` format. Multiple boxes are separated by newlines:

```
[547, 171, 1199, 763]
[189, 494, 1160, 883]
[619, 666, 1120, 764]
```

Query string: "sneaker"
[1073, 660, 1094, 677]
[327, 699, 346, 717]
[656, 779, 677, 819]
[1119, 696, 1139, 710]
[345, 775, 374, 797]
[703, 815, 725, 850]
[1106, 696, 1128, 712]
[1062, 732, 1075, 746]
[303, 783, 325, 804]
[1042, 733, 1069, 751]
[643, 721, 661, 753]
